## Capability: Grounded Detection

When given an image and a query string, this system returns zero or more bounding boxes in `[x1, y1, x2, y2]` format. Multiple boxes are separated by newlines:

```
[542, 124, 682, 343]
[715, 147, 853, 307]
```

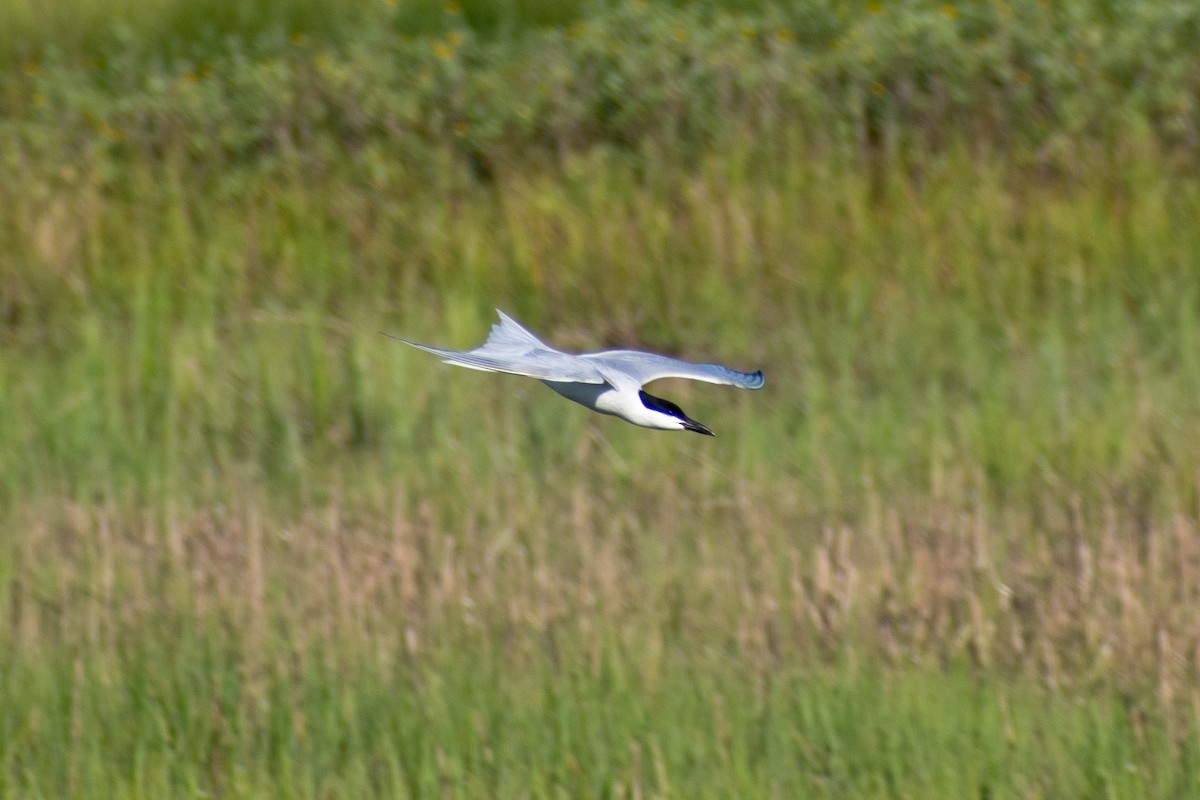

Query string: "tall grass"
[5, 129, 1200, 793]
[4, 643, 1193, 797]
[0, 0, 588, 64]
[6, 0, 1199, 175]
[5, 136, 1199, 508]
[4, 1, 1200, 796]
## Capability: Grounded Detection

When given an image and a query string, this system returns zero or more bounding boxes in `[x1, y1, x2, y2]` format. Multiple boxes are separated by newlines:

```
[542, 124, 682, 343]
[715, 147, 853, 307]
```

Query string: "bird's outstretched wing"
[387, 310, 608, 384]
[583, 350, 765, 389]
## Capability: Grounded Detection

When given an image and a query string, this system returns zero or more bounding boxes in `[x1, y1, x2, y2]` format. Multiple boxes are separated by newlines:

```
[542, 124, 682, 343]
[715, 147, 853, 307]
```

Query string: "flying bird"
[390, 310, 764, 436]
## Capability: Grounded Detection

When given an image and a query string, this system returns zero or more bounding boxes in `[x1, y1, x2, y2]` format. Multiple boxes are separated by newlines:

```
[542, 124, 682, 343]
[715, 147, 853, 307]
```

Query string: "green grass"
[0, 0, 591, 64]
[5, 138, 1199, 509]
[3, 642, 1194, 798]
[5, 1, 1200, 796]
[4, 136, 1200, 794]
[6, 0, 1199, 173]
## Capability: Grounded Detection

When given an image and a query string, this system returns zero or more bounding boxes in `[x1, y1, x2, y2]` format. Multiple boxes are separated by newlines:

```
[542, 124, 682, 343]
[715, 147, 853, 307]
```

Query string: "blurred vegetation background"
[3, 0, 1200, 797]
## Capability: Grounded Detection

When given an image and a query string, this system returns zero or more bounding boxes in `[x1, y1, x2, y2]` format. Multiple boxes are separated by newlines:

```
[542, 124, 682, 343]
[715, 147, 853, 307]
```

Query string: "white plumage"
[391, 310, 765, 435]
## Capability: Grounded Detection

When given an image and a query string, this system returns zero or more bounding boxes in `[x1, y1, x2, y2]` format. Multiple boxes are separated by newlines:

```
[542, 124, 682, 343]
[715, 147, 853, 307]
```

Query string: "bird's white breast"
[541, 380, 679, 429]
[542, 380, 618, 413]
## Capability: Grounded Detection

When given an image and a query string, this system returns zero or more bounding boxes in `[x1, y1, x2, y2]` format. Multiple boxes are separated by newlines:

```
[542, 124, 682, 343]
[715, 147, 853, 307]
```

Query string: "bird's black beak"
[682, 418, 715, 436]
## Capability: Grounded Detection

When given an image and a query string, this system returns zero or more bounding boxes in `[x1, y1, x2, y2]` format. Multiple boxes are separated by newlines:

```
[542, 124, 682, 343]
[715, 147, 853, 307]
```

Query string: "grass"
[0, 0, 594, 64]
[6, 137, 1200, 509]
[4, 646, 1193, 798]
[6, 0, 1199, 175]
[5, 135, 1200, 794]
[4, 0, 1200, 796]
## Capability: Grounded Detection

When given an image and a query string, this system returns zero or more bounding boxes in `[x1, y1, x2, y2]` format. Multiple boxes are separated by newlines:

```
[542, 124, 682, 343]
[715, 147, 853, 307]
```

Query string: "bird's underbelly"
[541, 380, 624, 417]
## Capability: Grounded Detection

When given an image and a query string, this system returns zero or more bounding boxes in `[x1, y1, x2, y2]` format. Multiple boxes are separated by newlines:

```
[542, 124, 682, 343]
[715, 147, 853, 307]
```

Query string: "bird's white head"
[637, 390, 714, 436]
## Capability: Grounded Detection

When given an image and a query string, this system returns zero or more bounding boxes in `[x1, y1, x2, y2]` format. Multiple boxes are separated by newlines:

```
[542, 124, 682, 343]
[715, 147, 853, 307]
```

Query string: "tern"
[391, 310, 764, 436]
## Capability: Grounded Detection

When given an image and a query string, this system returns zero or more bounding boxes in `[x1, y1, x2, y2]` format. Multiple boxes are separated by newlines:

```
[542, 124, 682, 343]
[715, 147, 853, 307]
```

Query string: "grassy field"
[4, 0, 1200, 797]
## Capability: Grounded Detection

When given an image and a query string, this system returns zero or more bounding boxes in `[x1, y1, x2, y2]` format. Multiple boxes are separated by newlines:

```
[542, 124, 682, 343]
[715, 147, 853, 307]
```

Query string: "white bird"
[391, 310, 764, 436]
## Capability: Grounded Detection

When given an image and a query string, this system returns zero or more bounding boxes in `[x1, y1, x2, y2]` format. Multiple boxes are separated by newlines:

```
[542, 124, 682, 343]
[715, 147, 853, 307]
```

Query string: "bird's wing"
[583, 350, 765, 389]
[387, 310, 608, 384]
[481, 309, 549, 352]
